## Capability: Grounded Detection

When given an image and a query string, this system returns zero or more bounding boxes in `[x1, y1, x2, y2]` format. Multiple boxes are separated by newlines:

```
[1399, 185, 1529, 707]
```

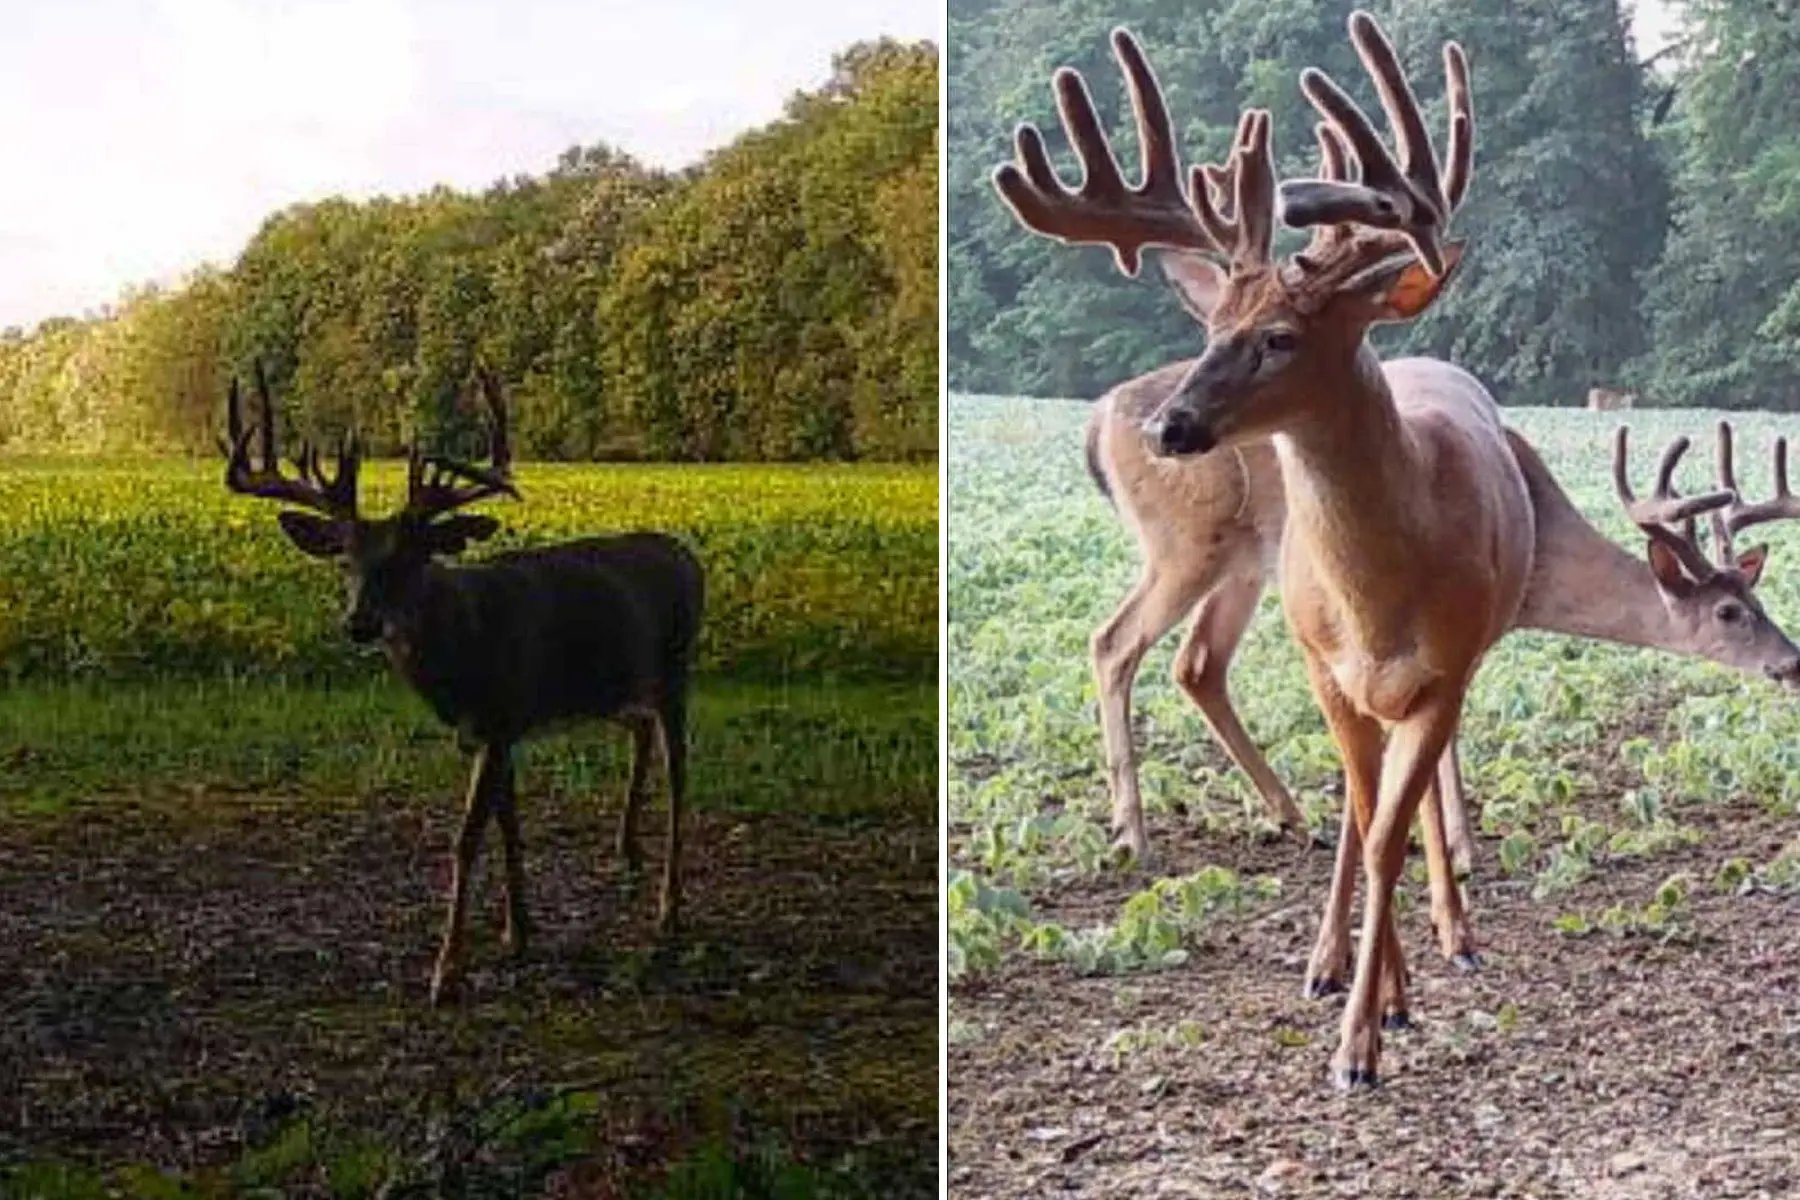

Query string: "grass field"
[0, 459, 937, 1198]
[947, 393, 1800, 1197]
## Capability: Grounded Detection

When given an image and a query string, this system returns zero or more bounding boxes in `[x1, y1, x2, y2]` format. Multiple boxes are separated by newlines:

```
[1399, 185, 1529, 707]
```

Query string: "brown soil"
[0, 790, 937, 1191]
[949, 784, 1800, 1198]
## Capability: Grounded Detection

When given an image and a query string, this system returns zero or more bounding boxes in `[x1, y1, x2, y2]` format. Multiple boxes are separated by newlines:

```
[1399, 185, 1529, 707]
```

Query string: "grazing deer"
[221, 365, 703, 1005]
[1587, 386, 1636, 412]
[992, 8, 1565, 1087]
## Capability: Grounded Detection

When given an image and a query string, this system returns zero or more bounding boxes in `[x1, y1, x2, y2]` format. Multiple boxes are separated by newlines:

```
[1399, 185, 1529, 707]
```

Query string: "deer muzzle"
[1142, 408, 1217, 458]
[1763, 657, 1800, 691]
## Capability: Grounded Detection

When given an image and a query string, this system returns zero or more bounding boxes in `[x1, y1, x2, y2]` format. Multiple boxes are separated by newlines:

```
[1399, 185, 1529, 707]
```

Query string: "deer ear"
[424, 513, 501, 557]
[276, 511, 345, 559]
[1345, 240, 1467, 323]
[1158, 251, 1227, 322]
[1737, 543, 1769, 588]
[1646, 537, 1698, 597]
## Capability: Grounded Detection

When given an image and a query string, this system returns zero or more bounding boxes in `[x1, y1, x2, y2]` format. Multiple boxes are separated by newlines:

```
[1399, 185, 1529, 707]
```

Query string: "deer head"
[992, 10, 1470, 456]
[222, 362, 519, 644]
[1615, 423, 1800, 688]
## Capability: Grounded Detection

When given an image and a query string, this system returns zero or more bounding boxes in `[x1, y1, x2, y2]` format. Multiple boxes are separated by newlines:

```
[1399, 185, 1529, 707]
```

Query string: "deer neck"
[1269, 348, 1429, 614]
[1511, 455, 1680, 652]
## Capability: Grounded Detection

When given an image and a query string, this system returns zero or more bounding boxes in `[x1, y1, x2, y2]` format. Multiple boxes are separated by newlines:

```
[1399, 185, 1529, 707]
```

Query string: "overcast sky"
[0, 0, 940, 330]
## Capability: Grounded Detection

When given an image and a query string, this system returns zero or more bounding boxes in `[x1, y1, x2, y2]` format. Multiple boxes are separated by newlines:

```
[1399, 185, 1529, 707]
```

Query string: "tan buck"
[994, 9, 1618, 1087]
[1587, 386, 1637, 411]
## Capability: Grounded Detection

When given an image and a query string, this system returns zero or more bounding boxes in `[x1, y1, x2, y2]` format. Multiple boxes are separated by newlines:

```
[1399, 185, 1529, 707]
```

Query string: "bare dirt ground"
[0, 789, 937, 1194]
[949, 790, 1800, 1199]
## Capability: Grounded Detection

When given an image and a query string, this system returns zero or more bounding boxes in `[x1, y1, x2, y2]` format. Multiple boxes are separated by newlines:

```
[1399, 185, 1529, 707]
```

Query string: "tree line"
[950, 0, 1800, 412]
[0, 39, 937, 462]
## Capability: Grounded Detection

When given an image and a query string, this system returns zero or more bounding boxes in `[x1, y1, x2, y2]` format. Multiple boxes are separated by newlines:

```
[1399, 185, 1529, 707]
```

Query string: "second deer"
[221, 365, 704, 1004]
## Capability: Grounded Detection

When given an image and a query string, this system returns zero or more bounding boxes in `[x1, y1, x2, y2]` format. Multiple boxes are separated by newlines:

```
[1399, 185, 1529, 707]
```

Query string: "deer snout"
[1142, 408, 1217, 458]
[1764, 657, 1800, 691]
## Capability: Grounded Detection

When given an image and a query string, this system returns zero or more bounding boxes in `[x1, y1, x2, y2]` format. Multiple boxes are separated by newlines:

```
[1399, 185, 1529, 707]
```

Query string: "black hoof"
[1331, 1066, 1380, 1092]
[1381, 1010, 1412, 1031]
[1451, 952, 1483, 973]
[1305, 975, 1347, 1000]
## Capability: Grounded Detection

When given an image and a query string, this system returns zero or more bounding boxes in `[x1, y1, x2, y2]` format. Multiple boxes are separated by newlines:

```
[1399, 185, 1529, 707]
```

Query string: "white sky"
[0, 0, 940, 330]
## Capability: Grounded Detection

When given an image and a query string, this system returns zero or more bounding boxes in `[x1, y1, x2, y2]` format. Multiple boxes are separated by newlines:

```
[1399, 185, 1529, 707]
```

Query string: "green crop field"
[947, 393, 1800, 1195]
[1, 459, 938, 1199]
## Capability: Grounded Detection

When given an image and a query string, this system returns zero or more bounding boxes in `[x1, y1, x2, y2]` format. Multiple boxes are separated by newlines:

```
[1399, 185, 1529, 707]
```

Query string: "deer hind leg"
[489, 746, 531, 959]
[617, 714, 655, 875]
[1303, 668, 1384, 1001]
[1092, 569, 1208, 863]
[1333, 697, 1462, 1092]
[656, 688, 688, 936]
[1170, 572, 1305, 833]
[1436, 740, 1477, 877]
[432, 743, 500, 1006]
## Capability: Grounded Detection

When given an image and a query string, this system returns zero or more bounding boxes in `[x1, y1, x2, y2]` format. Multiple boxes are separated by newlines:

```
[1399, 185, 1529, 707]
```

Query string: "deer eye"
[1716, 601, 1746, 625]
[1265, 330, 1298, 354]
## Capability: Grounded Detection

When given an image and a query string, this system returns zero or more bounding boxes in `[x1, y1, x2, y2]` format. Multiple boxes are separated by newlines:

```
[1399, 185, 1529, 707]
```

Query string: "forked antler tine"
[1442, 42, 1473, 210]
[1234, 111, 1275, 265]
[991, 28, 1225, 275]
[1718, 421, 1800, 536]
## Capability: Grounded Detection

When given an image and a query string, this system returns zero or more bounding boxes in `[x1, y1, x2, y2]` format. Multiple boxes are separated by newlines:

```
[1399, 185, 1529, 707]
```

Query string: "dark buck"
[221, 364, 703, 1004]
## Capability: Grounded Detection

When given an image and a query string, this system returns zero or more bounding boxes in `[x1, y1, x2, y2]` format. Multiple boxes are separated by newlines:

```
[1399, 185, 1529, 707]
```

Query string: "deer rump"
[393, 531, 705, 745]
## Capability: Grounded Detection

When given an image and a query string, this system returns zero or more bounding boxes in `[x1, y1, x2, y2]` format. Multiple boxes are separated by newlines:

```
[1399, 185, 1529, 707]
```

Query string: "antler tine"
[220, 360, 359, 520]
[1717, 420, 1800, 538]
[403, 365, 520, 523]
[1276, 10, 1466, 277]
[991, 27, 1232, 276]
[1613, 425, 1733, 582]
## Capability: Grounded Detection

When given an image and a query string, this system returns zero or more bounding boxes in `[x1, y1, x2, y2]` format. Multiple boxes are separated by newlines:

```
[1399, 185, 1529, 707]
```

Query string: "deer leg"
[1418, 769, 1479, 970]
[1303, 670, 1384, 1000]
[1437, 741, 1477, 877]
[1170, 572, 1306, 833]
[656, 689, 687, 936]
[1092, 569, 1207, 862]
[617, 715, 654, 875]
[432, 744, 499, 1006]
[489, 746, 532, 959]
[1333, 698, 1461, 1091]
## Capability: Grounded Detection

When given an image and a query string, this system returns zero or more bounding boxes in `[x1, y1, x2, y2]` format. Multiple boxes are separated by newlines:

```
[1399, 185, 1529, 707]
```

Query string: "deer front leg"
[1170, 573, 1307, 834]
[657, 690, 687, 935]
[618, 715, 654, 875]
[1333, 699, 1461, 1091]
[1303, 668, 1384, 999]
[489, 746, 532, 960]
[1092, 569, 1206, 863]
[432, 744, 499, 1006]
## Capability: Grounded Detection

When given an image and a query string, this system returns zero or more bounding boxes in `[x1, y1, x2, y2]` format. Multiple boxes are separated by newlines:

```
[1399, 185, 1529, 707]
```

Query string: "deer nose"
[345, 612, 382, 644]
[1144, 409, 1217, 458]
[1763, 658, 1800, 690]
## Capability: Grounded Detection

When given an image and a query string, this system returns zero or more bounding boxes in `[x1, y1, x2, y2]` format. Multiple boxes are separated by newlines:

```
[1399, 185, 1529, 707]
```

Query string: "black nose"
[345, 614, 382, 644]
[1145, 409, 1216, 458]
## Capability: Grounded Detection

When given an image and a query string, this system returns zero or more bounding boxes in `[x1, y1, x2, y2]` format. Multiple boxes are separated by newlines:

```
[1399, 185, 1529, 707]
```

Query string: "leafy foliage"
[950, 0, 1693, 408]
[0, 42, 937, 463]
[0, 458, 936, 685]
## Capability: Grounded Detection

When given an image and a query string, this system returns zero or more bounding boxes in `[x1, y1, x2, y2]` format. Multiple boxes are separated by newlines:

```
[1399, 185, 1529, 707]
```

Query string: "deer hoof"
[1331, 1065, 1380, 1093]
[1304, 974, 1347, 1000]
[1451, 951, 1483, 973]
[1381, 1009, 1412, 1031]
